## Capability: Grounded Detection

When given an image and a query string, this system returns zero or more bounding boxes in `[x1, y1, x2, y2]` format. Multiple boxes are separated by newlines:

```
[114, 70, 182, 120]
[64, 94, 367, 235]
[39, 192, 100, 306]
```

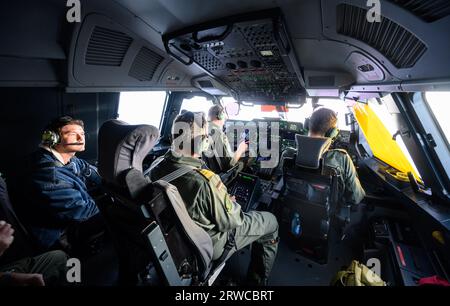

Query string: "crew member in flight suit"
[206, 104, 248, 173]
[149, 111, 279, 285]
[280, 108, 365, 205]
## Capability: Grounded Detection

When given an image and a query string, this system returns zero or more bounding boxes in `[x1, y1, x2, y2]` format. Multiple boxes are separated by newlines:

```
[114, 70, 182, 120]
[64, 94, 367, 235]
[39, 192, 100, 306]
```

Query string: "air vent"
[388, 0, 450, 22]
[337, 4, 427, 68]
[86, 26, 133, 66]
[129, 47, 164, 81]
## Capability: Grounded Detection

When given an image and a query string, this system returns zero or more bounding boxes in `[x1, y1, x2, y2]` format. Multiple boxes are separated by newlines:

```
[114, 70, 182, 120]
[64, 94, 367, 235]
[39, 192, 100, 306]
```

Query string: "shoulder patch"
[225, 201, 233, 213]
[196, 169, 215, 181]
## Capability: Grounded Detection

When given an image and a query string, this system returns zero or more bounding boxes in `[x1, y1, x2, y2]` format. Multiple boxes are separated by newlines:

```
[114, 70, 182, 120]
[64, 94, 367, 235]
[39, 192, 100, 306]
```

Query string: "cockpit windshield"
[222, 96, 352, 131]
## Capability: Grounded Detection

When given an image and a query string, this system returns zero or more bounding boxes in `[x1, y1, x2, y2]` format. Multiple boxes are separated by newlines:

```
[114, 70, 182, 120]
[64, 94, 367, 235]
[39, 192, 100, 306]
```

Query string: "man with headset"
[280, 108, 365, 205]
[17, 116, 103, 251]
[206, 104, 248, 173]
[149, 111, 279, 285]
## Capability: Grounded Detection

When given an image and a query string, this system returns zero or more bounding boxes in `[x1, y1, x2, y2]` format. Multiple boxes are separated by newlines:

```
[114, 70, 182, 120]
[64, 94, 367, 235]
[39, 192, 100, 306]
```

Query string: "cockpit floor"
[220, 225, 364, 286]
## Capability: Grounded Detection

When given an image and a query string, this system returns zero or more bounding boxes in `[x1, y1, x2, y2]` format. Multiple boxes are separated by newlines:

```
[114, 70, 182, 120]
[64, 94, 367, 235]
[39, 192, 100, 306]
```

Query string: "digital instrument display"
[338, 130, 351, 144]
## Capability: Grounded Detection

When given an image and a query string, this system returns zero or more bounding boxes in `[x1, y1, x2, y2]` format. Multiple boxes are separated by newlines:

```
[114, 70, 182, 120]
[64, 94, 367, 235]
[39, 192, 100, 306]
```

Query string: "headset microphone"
[63, 142, 84, 146]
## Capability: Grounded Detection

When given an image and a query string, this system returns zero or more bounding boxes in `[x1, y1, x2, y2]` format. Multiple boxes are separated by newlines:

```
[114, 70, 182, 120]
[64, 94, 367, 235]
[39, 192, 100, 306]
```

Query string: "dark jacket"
[18, 148, 100, 249]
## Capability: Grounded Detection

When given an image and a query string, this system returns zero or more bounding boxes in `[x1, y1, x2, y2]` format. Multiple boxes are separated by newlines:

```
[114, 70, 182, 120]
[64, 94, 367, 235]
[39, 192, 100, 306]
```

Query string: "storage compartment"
[368, 218, 440, 286]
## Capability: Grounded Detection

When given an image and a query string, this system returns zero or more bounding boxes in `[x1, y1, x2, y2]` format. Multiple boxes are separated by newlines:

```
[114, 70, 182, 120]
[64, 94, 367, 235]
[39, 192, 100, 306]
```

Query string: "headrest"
[98, 119, 159, 186]
[295, 134, 331, 169]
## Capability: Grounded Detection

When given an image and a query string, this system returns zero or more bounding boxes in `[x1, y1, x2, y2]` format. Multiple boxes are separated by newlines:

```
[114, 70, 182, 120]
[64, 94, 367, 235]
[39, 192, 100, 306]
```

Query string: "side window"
[423, 92, 450, 182]
[221, 97, 352, 130]
[179, 96, 214, 116]
[118, 91, 167, 128]
[425, 92, 450, 147]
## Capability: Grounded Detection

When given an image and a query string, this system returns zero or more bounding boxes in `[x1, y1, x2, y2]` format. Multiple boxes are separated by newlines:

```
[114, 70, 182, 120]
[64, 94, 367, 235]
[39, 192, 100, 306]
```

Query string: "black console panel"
[163, 9, 305, 103]
[230, 172, 261, 212]
[369, 218, 440, 286]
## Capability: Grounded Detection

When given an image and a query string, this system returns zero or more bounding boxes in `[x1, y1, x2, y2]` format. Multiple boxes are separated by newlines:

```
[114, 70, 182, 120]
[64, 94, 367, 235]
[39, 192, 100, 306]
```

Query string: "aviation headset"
[217, 106, 226, 120]
[41, 129, 61, 147]
[310, 108, 339, 140]
[324, 126, 339, 140]
[325, 110, 339, 140]
[41, 116, 84, 147]
[209, 104, 226, 121]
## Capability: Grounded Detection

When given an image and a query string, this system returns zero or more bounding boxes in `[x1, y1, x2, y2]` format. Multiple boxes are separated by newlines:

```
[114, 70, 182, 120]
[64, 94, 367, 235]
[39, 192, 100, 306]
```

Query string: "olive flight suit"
[207, 121, 245, 173]
[149, 150, 279, 284]
[208, 121, 236, 170]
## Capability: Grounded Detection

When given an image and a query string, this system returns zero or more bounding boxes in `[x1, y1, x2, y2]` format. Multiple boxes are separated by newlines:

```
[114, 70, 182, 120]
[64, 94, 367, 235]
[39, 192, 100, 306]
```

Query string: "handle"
[273, 19, 290, 56]
[164, 41, 193, 65]
[192, 25, 232, 43]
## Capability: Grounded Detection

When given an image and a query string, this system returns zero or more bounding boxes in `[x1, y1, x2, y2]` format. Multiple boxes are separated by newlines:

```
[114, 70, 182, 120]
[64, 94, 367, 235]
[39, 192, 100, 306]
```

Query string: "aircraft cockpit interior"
[0, 0, 449, 292]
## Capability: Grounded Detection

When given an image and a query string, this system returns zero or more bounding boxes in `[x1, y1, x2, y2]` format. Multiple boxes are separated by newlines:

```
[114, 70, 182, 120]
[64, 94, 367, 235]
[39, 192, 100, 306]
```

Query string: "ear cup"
[42, 130, 60, 147]
[217, 109, 225, 120]
[325, 127, 339, 139]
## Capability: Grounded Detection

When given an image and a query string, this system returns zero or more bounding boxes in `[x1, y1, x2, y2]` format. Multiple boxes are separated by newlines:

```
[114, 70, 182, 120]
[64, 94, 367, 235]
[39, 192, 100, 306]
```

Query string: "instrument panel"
[225, 119, 306, 166]
[336, 130, 351, 144]
[225, 119, 358, 169]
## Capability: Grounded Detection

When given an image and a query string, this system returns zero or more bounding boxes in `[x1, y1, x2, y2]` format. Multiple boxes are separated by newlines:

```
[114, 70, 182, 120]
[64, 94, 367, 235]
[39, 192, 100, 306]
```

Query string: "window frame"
[392, 92, 450, 203]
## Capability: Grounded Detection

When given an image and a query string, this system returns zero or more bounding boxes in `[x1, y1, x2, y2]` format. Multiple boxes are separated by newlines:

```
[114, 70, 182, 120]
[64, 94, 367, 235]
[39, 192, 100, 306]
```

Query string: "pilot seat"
[277, 134, 351, 264]
[97, 119, 226, 285]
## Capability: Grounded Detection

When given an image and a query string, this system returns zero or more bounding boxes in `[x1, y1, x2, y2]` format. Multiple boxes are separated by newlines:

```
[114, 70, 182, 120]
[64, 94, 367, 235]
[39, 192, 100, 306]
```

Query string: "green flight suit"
[208, 121, 237, 171]
[280, 147, 366, 205]
[149, 150, 279, 283]
[0, 250, 68, 286]
[323, 149, 366, 204]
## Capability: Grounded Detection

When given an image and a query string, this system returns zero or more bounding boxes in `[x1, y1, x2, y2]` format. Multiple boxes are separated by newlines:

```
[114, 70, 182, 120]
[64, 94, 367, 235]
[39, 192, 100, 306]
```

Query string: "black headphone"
[42, 129, 60, 147]
[216, 105, 226, 120]
[41, 116, 81, 147]
[324, 127, 339, 140]
[208, 105, 226, 121]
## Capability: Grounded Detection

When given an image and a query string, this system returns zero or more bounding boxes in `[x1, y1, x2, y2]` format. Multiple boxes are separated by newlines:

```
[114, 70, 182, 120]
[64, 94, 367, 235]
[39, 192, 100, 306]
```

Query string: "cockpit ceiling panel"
[163, 9, 306, 103]
[387, 0, 450, 23]
[337, 4, 427, 69]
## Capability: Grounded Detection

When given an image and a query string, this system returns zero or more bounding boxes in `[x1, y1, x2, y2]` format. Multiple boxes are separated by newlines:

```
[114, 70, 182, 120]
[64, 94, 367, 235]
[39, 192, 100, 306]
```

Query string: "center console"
[229, 172, 261, 212]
